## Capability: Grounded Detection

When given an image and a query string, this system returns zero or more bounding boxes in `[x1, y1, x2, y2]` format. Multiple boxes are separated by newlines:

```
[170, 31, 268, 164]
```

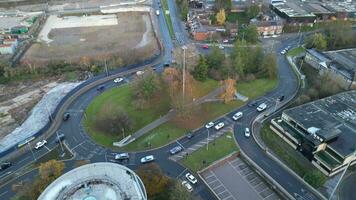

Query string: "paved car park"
[200, 156, 281, 200]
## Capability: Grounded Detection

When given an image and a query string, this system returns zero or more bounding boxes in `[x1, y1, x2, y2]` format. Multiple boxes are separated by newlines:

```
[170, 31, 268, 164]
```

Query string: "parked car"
[186, 132, 194, 139]
[257, 103, 267, 112]
[214, 122, 225, 130]
[0, 162, 12, 171]
[232, 112, 243, 121]
[244, 128, 250, 137]
[55, 133, 65, 143]
[280, 50, 286, 55]
[140, 155, 155, 164]
[169, 146, 183, 155]
[218, 44, 224, 49]
[63, 113, 70, 121]
[205, 122, 214, 129]
[136, 71, 144, 76]
[182, 180, 193, 192]
[34, 140, 47, 150]
[114, 78, 123, 83]
[156, 10, 160, 16]
[185, 173, 198, 184]
[223, 39, 229, 43]
[97, 85, 105, 91]
[202, 44, 209, 49]
[248, 100, 258, 107]
[278, 95, 285, 102]
[115, 153, 130, 160]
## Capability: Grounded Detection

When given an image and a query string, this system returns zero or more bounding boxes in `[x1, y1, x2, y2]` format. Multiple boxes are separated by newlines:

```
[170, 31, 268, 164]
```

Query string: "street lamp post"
[182, 46, 187, 104]
[56, 130, 64, 153]
[206, 128, 210, 151]
[27, 142, 36, 161]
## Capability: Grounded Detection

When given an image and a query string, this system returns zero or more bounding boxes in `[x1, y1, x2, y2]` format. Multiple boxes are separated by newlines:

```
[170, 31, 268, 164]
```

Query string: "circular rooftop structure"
[38, 162, 147, 200]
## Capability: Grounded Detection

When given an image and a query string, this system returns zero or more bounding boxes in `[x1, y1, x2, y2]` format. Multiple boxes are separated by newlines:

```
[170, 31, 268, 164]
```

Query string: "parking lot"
[200, 155, 282, 200]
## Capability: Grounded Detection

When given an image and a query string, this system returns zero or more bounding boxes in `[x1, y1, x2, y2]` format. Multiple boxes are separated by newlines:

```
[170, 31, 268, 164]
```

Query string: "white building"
[0, 44, 15, 54]
[38, 162, 147, 200]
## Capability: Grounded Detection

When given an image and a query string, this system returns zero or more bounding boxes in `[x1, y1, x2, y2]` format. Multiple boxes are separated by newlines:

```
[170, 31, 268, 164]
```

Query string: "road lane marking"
[0, 191, 8, 197]
[71, 141, 85, 151]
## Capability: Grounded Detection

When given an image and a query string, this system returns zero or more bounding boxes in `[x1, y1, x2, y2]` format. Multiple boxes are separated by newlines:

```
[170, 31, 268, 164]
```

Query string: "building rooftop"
[284, 90, 356, 157]
[38, 162, 147, 200]
[324, 48, 356, 74]
[271, 0, 316, 18]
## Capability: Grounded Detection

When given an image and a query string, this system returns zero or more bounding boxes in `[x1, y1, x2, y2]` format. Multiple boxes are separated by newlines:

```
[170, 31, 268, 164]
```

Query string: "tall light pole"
[182, 46, 187, 104]
[56, 130, 64, 153]
[328, 150, 356, 200]
[206, 128, 210, 151]
[27, 142, 36, 161]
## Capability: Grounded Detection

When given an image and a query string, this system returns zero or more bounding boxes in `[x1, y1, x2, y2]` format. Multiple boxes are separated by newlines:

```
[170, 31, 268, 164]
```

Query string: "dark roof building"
[270, 90, 356, 176]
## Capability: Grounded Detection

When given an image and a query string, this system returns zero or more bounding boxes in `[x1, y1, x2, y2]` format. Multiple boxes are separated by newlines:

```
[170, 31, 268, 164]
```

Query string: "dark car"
[186, 132, 194, 139]
[55, 133, 65, 143]
[63, 113, 70, 121]
[164, 63, 170, 67]
[0, 162, 12, 171]
[97, 85, 105, 91]
[248, 101, 258, 107]
[278, 95, 285, 102]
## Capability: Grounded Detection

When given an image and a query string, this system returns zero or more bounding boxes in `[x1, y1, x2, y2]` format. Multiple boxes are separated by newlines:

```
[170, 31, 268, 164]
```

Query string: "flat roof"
[284, 90, 356, 157]
[38, 162, 147, 200]
[324, 48, 356, 73]
[271, 1, 316, 18]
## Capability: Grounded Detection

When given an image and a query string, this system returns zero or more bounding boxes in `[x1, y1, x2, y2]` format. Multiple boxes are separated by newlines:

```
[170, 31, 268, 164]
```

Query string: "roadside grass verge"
[287, 46, 306, 57]
[161, 0, 174, 38]
[181, 132, 238, 172]
[261, 123, 327, 188]
[122, 122, 189, 151]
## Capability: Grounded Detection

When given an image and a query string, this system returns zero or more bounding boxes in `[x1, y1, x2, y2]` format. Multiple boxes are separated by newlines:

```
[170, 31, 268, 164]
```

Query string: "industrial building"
[270, 0, 356, 24]
[304, 48, 356, 89]
[38, 162, 147, 200]
[0, 38, 18, 54]
[270, 90, 356, 176]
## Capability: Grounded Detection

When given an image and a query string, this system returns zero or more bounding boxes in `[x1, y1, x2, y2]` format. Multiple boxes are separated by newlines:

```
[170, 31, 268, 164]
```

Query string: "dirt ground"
[22, 12, 159, 66]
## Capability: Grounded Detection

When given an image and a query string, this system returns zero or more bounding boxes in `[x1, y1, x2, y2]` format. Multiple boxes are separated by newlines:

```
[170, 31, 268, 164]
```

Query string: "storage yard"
[22, 12, 159, 65]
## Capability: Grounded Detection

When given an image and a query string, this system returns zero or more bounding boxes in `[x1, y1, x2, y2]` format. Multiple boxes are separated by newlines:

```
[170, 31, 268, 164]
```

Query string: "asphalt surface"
[0, 2, 329, 200]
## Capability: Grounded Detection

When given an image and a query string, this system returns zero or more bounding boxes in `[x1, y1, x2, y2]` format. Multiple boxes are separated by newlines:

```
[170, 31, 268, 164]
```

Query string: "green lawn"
[194, 79, 219, 98]
[181, 132, 238, 172]
[161, 0, 174, 38]
[122, 78, 277, 151]
[261, 123, 326, 188]
[287, 46, 306, 57]
[122, 122, 189, 151]
[83, 84, 170, 147]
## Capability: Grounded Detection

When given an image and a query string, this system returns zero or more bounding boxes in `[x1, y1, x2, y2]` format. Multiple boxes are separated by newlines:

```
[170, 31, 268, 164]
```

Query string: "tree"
[220, 78, 236, 103]
[95, 102, 134, 135]
[216, 9, 226, 26]
[243, 24, 259, 44]
[169, 181, 195, 200]
[39, 159, 65, 183]
[132, 70, 161, 100]
[193, 55, 208, 81]
[305, 33, 327, 51]
[206, 46, 225, 70]
[262, 53, 277, 79]
[323, 20, 355, 50]
[136, 163, 170, 198]
[247, 4, 260, 19]
[214, 0, 232, 12]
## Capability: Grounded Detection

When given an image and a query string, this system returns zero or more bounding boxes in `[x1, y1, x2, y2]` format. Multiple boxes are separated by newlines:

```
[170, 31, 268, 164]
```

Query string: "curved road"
[0, 2, 325, 200]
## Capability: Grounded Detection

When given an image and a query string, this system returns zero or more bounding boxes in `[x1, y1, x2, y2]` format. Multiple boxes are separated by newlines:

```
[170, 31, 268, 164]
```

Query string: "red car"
[202, 44, 209, 49]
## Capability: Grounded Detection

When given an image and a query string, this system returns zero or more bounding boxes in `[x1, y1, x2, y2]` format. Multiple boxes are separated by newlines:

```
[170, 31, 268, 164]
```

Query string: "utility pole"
[44, 98, 54, 122]
[27, 142, 36, 161]
[105, 60, 109, 77]
[298, 24, 303, 46]
[56, 131, 64, 153]
[206, 128, 210, 151]
[182, 46, 187, 104]
[329, 151, 356, 200]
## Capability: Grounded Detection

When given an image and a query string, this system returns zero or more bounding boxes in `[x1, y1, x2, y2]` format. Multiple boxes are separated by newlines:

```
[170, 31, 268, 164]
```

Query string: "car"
[278, 95, 285, 101]
[114, 78, 123, 83]
[97, 85, 105, 91]
[264, 112, 270, 118]
[205, 122, 214, 129]
[181, 180, 193, 192]
[214, 122, 225, 130]
[63, 113, 70, 121]
[55, 133, 65, 143]
[218, 44, 224, 49]
[272, 34, 279, 38]
[34, 140, 47, 150]
[280, 50, 286, 55]
[248, 101, 258, 107]
[136, 71, 144, 76]
[169, 146, 183, 155]
[164, 63, 170, 67]
[140, 155, 155, 164]
[185, 173, 198, 184]
[232, 112, 243, 121]
[202, 44, 209, 49]
[0, 162, 12, 171]
[257, 103, 267, 112]
[244, 128, 250, 137]
[263, 35, 271, 39]
[223, 39, 229, 43]
[115, 153, 130, 160]
[186, 132, 194, 139]
[156, 10, 160, 16]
